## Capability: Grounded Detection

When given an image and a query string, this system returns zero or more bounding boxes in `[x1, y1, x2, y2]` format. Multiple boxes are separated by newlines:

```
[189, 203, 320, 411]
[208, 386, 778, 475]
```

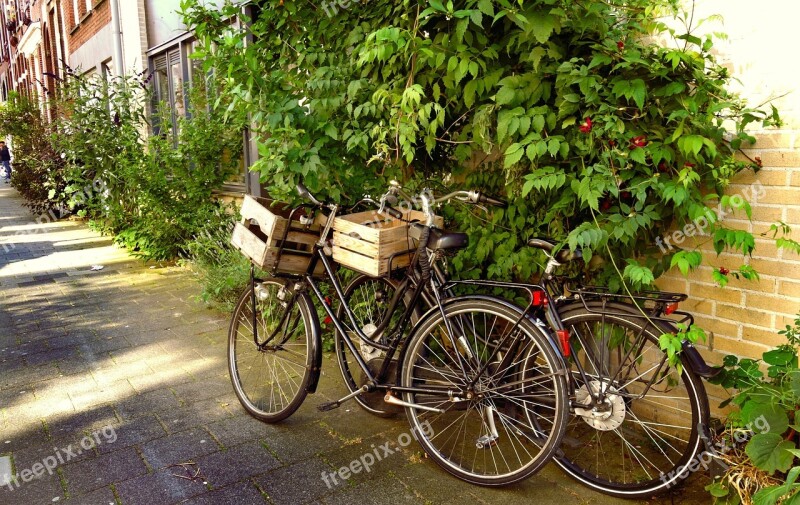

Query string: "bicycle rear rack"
[571, 284, 694, 327]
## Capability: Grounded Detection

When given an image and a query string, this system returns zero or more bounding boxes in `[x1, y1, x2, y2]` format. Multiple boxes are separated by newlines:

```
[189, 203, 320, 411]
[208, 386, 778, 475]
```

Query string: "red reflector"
[532, 290, 548, 306]
[557, 330, 570, 358]
[665, 302, 679, 315]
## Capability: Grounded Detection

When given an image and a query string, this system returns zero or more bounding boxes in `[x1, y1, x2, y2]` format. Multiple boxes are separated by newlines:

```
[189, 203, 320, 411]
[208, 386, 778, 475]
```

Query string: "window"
[149, 39, 247, 189]
[151, 50, 185, 139]
[72, 0, 79, 25]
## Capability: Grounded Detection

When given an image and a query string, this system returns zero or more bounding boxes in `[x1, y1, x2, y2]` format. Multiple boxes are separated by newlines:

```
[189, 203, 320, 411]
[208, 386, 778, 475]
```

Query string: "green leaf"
[630, 79, 646, 110]
[496, 87, 516, 105]
[763, 347, 797, 367]
[529, 12, 557, 43]
[745, 433, 795, 474]
[623, 261, 655, 288]
[670, 250, 702, 276]
[504, 143, 524, 168]
[741, 401, 789, 436]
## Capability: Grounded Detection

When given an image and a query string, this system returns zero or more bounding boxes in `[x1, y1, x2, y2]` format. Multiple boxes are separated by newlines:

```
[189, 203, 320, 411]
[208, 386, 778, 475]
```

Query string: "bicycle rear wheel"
[400, 299, 569, 485]
[555, 305, 709, 497]
[228, 280, 316, 423]
[334, 274, 411, 417]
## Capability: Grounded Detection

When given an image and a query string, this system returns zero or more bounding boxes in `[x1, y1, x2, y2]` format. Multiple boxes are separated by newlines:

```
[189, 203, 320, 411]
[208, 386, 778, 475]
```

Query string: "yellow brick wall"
[656, 1, 800, 413]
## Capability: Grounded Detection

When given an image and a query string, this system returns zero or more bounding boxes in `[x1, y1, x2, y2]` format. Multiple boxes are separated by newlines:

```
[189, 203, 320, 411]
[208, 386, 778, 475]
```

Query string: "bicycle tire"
[228, 280, 315, 423]
[400, 298, 569, 485]
[334, 274, 417, 417]
[554, 304, 710, 498]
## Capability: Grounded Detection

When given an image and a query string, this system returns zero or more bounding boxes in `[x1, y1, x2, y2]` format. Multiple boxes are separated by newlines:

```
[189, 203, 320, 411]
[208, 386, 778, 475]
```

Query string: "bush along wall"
[0, 92, 67, 215]
[52, 71, 245, 261]
[182, 0, 781, 283]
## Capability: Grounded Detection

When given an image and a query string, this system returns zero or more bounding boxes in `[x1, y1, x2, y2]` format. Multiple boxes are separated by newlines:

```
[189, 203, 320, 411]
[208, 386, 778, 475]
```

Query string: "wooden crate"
[331, 209, 442, 277]
[230, 195, 325, 275]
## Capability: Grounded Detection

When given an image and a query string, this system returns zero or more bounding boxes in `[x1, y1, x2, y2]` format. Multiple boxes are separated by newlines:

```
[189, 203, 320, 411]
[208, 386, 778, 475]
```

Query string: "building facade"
[0, 0, 253, 194]
[0, 1, 798, 401]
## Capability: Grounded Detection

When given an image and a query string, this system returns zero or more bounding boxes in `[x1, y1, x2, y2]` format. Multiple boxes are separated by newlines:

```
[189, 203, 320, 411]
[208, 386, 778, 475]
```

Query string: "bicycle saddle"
[429, 228, 469, 251]
[527, 238, 583, 263]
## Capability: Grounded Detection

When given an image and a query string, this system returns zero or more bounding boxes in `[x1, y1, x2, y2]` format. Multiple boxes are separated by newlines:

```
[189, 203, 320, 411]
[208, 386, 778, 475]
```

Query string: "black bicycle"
[335, 182, 721, 498]
[228, 183, 570, 485]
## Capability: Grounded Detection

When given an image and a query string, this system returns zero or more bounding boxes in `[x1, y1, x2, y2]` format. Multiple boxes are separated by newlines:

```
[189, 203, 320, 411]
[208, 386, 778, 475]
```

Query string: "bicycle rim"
[228, 281, 313, 422]
[335, 275, 406, 417]
[401, 299, 568, 485]
[555, 308, 709, 497]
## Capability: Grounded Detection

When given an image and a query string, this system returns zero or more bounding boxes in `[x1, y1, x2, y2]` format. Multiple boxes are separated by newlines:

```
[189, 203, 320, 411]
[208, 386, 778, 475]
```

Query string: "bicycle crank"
[573, 380, 626, 431]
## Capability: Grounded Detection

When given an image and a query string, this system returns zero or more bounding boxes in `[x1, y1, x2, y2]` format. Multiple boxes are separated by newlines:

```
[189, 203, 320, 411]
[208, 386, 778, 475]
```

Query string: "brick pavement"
[0, 184, 713, 504]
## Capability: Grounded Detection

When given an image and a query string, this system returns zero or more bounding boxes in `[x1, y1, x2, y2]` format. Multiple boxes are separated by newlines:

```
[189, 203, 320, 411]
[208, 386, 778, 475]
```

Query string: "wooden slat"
[231, 222, 270, 268]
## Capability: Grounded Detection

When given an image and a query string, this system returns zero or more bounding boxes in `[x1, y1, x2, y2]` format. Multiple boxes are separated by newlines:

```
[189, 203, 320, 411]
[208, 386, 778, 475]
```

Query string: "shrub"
[707, 313, 800, 504]
[181, 0, 780, 292]
[0, 92, 67, 215]
[53, 71, 245, 260]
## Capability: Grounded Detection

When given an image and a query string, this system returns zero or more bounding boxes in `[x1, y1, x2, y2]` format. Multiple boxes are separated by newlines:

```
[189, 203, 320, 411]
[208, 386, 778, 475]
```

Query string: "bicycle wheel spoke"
[555, 307, 707, 496]
[228, 281, 312, 423]
[402, 299, 568, 485]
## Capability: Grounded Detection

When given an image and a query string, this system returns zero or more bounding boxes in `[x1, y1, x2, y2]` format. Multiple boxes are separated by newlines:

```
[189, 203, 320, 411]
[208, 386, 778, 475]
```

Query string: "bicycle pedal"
[317, 401, 340, 412]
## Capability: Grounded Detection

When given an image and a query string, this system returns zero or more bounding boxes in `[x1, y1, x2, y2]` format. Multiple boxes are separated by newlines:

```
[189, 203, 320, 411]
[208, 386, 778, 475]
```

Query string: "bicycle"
[227, 183, 570, 485]
[335, 182, 722, 498]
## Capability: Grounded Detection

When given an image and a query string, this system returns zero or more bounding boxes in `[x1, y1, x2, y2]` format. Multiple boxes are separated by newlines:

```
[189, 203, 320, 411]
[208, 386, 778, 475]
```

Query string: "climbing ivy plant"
[181, 0, 780, 288]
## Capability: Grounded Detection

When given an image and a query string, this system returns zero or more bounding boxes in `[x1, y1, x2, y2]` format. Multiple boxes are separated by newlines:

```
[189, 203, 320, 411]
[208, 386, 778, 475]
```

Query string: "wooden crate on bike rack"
[231, 195, 325, 275]
[331, 209, 442, 277]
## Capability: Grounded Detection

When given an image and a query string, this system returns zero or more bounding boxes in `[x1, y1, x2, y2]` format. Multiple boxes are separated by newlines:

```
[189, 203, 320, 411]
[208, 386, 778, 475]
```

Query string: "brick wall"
[66, 0, 111, 54]
[656, 1, 800, 413]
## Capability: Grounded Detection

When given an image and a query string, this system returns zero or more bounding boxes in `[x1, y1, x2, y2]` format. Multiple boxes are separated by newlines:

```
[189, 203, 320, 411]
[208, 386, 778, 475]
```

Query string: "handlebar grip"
[296, 183, 322, 206]
[477, 193, 508, 208]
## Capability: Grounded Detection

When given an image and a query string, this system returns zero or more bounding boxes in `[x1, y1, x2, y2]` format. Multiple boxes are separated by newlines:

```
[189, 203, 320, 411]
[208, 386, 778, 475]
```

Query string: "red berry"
[617, 41, 625, 50]
[579, 117, 593, 133]
[630, 135, 647, 148]
[718, 267, 730, 275]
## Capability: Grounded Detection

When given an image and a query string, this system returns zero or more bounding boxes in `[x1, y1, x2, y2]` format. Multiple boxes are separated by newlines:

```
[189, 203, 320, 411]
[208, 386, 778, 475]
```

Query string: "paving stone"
[170, 378, 232, 405]
[0, 467, 65, 504]
[320, 475, 422, 505]
[255, 458, 335, 504]
[194, 441, 281, 489]
[157, 398, 234, 434]
[61, 447, 148, 495]
[96, 415, 168, 454]
[114, 467, 208, 505]
[61, 485, 117, 505]
[178, 480, 267, 505]
[259, 422, 342, 465]
[46, 405, 119, 441]
[114, 388, 181, 421]
[139, 428, 221, 470]
[205, 415, 269, 449]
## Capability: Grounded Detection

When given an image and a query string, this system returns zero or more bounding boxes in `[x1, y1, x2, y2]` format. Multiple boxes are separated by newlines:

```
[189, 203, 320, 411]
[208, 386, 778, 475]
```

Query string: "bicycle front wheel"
[400, 299, 569, 485]
[556, 305, 710, 498]
[228, 280, 315, 423]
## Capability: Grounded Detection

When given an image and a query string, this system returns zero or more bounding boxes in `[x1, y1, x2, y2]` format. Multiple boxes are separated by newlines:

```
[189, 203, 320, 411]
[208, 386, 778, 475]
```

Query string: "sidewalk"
[0, 184, 712, 504]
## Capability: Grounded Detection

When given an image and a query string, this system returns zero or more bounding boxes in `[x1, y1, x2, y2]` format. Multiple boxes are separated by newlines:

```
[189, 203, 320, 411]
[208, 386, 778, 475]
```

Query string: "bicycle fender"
[300, 291, 324, 394]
